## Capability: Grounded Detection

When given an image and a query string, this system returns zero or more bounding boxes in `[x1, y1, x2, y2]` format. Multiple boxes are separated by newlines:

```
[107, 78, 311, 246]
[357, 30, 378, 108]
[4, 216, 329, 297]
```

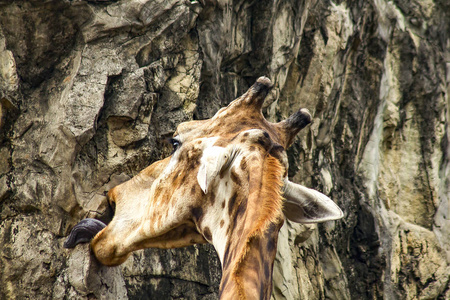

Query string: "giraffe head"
[65, 77, 343, 299]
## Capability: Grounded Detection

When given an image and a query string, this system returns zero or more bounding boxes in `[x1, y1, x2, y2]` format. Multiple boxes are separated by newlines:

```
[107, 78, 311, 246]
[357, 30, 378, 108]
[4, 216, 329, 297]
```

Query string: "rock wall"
[0, 0, 449, 299]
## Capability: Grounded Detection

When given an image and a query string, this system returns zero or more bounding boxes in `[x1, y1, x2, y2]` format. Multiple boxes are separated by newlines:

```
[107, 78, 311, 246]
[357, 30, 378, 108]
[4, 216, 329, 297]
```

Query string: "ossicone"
[239, 76, 274, 110]
[275, 108, 312, 148]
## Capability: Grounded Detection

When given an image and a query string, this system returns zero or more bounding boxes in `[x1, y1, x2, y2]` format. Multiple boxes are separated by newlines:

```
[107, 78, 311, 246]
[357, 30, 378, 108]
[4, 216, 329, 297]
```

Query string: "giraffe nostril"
[109, 201, 116, 214]
[106, 190, 116, 215]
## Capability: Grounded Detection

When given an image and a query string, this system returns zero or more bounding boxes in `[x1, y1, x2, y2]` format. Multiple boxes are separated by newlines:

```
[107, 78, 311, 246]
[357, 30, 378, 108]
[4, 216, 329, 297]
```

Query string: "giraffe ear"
[197, 146, 238, 194]
[282, 180, 343, 223]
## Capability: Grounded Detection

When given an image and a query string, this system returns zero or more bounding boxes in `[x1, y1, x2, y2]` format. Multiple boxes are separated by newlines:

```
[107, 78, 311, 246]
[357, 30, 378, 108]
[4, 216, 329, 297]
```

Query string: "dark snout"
[64, 218, 106, 248]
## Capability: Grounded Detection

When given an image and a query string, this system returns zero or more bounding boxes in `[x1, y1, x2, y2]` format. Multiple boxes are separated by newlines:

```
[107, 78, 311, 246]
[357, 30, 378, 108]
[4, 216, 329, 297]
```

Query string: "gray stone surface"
[0, 0, 449, 299]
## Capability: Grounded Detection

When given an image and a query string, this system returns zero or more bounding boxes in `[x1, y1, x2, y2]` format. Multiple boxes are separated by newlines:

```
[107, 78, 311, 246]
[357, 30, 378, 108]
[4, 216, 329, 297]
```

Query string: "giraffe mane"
[254, 155, 285, 231]
[232, 154, 285, 299]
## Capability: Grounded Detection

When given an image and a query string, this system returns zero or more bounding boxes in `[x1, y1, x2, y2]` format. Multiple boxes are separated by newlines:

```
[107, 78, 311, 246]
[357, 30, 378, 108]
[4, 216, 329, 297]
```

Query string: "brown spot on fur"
[220, 220, 225, 227]
[203, 227, 212, 241]
[236, 201, 246, 220]
[208, 190, 216, 205]
[268, 144, 285, 160]
[230, 168, 240, 185]
[222, 201, 226, 209]
[179, 147, 202, 170]
[214, 139, 229, 147]
[219, 166, 227, 179]
[257, 137, 268, 148]
[249, 146, 256, 152]
[226, 194, 248, 238]
[240, 158, 247, 171]
[191, 207, 203, 223]
[228, 193, 237, 216]
[191, 186, 197, 195]
[267, 236, 276, 254]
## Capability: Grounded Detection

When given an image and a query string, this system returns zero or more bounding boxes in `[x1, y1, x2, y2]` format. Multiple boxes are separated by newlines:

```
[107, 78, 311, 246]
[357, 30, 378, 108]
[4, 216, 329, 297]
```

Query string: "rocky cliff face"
[0, 0, 449, 299]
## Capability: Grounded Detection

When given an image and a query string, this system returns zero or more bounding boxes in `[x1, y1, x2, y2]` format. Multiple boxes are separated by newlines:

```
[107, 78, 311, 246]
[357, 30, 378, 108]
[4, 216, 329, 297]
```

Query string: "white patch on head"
[197, 146, 229, 193]
[197, 144, 240, 194]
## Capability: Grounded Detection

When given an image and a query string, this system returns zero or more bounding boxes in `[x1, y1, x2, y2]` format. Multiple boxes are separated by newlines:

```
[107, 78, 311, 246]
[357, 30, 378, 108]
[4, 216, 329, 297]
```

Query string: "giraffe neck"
[218, 221, 282, 300]
[201, 151, 286, 299]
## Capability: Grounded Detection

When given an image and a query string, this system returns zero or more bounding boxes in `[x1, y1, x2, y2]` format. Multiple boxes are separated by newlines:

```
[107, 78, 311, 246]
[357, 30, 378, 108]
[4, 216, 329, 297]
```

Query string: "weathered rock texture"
[0, 0, 449, 299]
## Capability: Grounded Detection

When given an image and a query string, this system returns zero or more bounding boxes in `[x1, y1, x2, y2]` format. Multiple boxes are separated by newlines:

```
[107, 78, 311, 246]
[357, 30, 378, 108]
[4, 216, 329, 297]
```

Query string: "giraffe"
[64, 76, 343, 299]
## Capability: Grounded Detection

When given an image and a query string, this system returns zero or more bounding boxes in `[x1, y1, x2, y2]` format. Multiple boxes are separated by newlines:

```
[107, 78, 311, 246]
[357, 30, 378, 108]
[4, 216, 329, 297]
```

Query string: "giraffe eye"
[169, 138, 182, 152]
